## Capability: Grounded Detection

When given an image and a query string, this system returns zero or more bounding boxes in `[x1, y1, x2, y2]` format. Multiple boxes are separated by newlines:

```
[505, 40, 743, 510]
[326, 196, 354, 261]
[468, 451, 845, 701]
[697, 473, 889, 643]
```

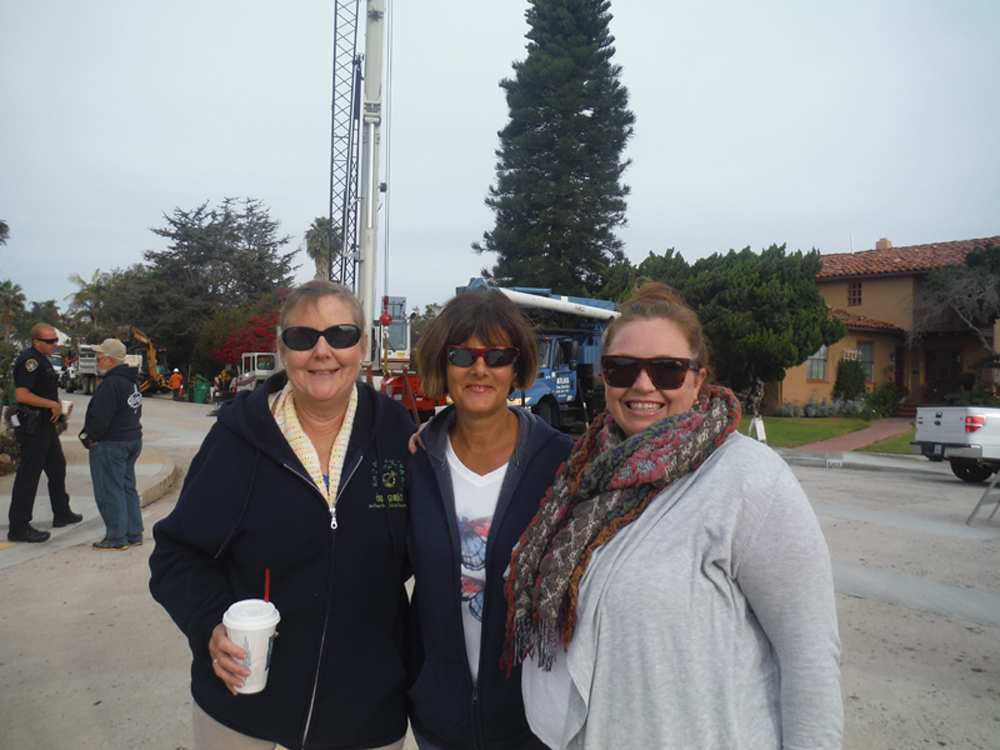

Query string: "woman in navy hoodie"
[150, 281, 414, 750]
[407, 290, 572, 750]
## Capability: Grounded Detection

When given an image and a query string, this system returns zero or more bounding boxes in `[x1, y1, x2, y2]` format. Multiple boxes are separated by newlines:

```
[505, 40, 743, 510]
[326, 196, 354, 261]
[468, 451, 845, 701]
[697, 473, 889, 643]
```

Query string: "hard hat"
[173, 368, 180, 373]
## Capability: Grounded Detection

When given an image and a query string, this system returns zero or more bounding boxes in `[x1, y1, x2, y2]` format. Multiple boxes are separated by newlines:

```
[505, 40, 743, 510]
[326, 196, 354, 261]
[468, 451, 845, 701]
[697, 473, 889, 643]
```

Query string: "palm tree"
[0, 219, 9, 246]
[0, 279, 26, 342]
[304, 217, 343, 280]
[65, 270, 110, 332]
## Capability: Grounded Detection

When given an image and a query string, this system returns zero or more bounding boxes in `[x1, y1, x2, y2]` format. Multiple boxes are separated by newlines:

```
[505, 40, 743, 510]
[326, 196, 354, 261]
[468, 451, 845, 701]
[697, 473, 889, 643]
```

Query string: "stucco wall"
[780, 331, 900, 407]
[819, 276, 916, 330]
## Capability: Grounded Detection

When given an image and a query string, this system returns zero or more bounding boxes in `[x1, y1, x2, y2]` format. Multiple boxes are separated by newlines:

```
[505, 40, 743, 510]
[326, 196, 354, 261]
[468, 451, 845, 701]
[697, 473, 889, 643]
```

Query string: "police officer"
[7, 323, 82, 543]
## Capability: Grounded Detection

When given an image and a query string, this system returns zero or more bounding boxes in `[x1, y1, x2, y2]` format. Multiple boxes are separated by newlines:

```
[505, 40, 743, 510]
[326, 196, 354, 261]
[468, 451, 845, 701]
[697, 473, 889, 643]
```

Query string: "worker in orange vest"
[168, 369, 184, 401]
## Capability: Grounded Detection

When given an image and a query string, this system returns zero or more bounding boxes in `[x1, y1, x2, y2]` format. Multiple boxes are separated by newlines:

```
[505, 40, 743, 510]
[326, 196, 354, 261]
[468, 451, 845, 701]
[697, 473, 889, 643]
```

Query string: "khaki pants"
[192, 702, 405, 750]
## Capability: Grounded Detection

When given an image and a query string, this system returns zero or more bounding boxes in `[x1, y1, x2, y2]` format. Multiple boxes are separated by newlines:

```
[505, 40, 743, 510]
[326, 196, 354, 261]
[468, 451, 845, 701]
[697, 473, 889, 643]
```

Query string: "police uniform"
[8, 346, 74, 534]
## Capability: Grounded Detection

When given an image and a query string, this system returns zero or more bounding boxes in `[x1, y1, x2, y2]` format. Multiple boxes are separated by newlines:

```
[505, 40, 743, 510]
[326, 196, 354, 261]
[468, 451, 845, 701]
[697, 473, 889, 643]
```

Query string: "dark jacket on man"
[149, 375, 414, 750]
[82, 364, 142, 442]
[406, 407, 572, 750]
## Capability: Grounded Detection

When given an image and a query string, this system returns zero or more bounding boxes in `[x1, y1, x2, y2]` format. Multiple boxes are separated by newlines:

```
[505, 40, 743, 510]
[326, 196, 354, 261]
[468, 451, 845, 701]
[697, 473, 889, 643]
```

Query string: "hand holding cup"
[209, 623, 251, 696]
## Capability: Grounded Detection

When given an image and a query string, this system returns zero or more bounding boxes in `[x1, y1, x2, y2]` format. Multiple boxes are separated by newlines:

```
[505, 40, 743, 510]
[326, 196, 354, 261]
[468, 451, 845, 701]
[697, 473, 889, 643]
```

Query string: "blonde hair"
[279, 280, 365, 331]
[603, 281, 712, 376]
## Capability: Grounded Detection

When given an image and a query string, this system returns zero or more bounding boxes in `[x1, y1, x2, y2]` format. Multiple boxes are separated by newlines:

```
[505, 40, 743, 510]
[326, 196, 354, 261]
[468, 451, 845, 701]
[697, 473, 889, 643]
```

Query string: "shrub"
[864, 382, 901, 418]
[833, 358, 867, 401]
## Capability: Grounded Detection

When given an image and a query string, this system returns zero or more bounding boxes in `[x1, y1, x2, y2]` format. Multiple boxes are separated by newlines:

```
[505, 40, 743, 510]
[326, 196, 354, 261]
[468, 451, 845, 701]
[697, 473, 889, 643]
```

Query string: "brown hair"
[415, 290, 538, 400]
[602, 281, 712, 375]
[279, 280, 365, 332]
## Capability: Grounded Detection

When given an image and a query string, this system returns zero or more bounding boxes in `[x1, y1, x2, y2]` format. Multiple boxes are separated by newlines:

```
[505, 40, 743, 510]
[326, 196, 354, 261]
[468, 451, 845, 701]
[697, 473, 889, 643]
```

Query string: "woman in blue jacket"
[407, 290, 572, 750]
[150, 281, 413, 750]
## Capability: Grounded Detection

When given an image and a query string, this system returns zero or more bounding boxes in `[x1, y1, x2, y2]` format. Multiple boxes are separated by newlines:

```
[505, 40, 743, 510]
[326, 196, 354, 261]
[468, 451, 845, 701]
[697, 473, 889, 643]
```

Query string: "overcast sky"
[2, 0, 998, 319]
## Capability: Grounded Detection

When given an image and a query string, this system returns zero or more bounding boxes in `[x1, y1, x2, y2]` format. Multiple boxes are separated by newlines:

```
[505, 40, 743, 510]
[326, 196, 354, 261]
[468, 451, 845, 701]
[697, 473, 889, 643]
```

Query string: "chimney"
[875, 237, 893, 251]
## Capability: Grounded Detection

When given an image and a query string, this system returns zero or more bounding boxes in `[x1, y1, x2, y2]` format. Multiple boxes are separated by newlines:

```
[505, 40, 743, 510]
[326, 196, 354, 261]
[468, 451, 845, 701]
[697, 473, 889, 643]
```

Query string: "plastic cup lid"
[223, 599, 280, 629]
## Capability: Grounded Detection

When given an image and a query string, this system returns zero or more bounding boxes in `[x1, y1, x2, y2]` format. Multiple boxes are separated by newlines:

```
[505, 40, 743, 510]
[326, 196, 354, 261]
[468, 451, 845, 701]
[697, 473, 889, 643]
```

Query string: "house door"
[894, 347, 906, 392]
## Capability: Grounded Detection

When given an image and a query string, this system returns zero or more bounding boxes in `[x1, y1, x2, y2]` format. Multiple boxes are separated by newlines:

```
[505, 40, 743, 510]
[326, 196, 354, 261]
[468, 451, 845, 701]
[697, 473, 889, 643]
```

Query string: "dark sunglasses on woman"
[446, 346, 520, 368]
[600, 355, 700, 390]
[281, 324, 362, 351]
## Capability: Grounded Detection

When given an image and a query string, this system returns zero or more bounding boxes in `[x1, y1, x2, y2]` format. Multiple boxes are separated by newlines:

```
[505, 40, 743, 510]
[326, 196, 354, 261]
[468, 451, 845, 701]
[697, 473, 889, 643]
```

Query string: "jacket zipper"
[288, 453, 365, 750]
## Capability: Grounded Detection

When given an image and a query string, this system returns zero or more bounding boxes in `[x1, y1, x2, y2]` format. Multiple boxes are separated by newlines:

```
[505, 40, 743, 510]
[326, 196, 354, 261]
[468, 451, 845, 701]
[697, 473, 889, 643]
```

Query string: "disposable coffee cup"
[60, 400, 73, 417]
[222, 599, 280, 694]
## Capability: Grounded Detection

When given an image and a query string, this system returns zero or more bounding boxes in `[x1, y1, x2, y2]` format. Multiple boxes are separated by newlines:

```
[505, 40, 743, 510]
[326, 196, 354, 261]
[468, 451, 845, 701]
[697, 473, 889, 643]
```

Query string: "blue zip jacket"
[406, 407, 572, 750]
[150, 374, 414, 749]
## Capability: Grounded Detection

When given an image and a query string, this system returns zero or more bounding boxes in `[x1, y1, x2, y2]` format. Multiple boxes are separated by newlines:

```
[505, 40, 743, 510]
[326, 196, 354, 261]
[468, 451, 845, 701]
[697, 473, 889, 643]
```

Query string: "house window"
[807, 345, 828, 381]
[857, 342, 875, 382]
[848, 281, 862, 306]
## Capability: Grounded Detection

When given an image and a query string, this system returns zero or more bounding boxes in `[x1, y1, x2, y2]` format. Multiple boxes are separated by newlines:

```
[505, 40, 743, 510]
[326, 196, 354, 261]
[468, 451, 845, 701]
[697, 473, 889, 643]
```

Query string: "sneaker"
[8, 525, 51, 543]
[127, 538, 143, 547]
[53, 511, 84, 527]
[92, 539, 129, 551]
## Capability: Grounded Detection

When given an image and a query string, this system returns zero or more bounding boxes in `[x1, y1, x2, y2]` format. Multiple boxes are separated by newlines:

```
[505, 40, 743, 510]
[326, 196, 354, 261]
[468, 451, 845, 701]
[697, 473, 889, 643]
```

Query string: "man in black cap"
[8, 323, 82, 543]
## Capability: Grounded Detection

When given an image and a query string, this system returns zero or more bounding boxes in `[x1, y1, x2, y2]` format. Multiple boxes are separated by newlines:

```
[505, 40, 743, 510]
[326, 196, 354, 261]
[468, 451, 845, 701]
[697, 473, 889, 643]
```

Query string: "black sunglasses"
[35, 337, 59, 345]
[600, 356, 700, 390]
[281, 325, 361, 351]
[446, 346, 520, 368]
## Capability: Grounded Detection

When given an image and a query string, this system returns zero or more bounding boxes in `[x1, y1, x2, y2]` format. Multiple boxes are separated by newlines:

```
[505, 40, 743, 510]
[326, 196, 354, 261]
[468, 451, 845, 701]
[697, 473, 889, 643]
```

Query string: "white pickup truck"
[911, 406, 1000, 483]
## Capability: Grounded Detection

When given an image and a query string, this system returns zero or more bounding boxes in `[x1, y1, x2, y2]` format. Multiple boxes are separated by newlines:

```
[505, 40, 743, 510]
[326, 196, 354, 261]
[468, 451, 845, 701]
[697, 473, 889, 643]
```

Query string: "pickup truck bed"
[912, 406, 1000, 482]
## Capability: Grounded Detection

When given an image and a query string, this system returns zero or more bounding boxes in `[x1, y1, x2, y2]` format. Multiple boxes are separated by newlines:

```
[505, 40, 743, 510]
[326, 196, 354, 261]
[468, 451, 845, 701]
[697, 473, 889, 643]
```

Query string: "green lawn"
[738, 416, 870, 448]
[858, 428, 916, 455]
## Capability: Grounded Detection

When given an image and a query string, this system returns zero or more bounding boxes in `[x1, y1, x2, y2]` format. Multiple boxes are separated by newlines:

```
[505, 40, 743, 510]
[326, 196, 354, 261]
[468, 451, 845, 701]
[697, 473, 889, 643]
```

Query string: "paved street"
[1, 402, 998, 749]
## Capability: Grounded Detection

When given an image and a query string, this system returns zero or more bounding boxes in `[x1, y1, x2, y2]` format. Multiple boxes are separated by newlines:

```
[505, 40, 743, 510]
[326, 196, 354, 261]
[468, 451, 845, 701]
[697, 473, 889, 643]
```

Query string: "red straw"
[264, 568, 271, 603]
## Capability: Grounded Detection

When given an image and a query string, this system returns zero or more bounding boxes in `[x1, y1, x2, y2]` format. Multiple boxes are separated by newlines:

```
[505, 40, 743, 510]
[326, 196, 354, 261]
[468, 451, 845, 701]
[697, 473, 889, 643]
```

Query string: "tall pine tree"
[474, 0, 634, 296]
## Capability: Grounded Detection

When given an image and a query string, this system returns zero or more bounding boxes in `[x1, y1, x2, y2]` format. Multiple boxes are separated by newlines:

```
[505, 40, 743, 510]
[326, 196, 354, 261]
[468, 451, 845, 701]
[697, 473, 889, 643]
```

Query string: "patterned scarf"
[502, 385, 742, 673]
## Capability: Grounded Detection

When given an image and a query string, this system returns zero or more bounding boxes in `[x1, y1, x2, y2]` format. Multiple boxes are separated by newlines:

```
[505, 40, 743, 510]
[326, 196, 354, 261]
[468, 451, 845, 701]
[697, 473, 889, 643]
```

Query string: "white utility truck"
[911, 406, 1000, 482]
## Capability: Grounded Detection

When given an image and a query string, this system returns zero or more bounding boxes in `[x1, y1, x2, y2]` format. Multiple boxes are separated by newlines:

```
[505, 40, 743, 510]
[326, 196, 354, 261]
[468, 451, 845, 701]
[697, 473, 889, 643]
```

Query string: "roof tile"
[818, 236, 1000, 279]
[830, 308, 904, 334]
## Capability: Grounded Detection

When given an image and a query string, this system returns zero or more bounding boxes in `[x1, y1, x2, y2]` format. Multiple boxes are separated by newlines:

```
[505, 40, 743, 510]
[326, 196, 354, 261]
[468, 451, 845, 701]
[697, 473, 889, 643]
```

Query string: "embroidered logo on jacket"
[369, 459, 406, 509]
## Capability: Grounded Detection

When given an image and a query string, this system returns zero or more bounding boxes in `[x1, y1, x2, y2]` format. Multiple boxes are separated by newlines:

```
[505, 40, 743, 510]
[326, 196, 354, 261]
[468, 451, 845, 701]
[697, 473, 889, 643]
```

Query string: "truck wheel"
[533, 399, 560, 430]
[949, 460, 994, 484]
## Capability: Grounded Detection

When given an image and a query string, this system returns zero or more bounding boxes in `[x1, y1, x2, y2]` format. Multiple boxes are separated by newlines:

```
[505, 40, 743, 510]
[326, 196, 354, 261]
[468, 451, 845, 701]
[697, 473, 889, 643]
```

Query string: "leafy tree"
[409, 303, 443, 347]
[304, 216, 343, 280]
[639, 244, 845, 414]
[137, 198, 295, 367]
[14, 300, 64, 343]
[912, 242, 1000, 355]
[0, 280, 26, 343]
[0, 219, 9, 246]
[833, 357, 867, 401]
[211, 310, 280, 365]
[65, 270, 111, 334]
[473, 0, 635, 296]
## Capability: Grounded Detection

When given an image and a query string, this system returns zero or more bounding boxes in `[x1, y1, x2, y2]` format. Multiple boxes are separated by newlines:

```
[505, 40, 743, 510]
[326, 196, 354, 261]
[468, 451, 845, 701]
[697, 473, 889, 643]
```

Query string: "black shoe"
[8, 525, 52, 543]
[53, 511, 84, 527]
[92, 538, 129, 551]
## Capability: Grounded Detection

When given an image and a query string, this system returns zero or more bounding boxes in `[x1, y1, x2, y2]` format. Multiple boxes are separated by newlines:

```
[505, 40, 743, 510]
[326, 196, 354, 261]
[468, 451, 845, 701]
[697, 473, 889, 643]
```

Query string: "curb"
[777, 449, 951, 478]
[139, 456, 180, 508]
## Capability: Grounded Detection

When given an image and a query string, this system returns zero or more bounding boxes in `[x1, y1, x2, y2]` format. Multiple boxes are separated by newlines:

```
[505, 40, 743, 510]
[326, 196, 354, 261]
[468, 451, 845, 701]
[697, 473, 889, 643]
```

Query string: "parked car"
[911, 406, 1000, 483]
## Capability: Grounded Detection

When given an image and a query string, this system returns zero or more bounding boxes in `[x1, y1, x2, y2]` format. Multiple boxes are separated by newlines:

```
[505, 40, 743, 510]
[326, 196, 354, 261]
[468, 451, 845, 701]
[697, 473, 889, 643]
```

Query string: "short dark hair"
[415, 290, 538, 400]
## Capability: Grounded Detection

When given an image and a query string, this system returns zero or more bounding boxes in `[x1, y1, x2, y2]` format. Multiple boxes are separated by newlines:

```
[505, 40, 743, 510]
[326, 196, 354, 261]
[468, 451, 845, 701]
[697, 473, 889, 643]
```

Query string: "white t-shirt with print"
[446, 437, 508, 683]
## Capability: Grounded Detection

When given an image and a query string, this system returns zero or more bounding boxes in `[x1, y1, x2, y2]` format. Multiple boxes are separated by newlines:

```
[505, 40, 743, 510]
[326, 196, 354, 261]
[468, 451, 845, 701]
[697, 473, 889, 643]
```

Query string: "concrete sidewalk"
[0, 431, 177, 562]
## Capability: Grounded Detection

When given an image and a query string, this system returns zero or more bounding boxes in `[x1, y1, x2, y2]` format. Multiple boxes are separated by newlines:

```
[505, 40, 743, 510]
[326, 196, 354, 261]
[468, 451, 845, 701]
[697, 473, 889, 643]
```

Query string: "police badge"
[25, 358, 38, 373]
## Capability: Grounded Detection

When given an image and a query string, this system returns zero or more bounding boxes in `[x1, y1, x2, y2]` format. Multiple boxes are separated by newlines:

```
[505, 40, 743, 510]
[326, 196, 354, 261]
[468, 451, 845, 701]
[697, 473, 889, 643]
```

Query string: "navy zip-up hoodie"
[150, 374, 414, 749]
[406, 407, 572, 750]
[82, 364, 142, 442]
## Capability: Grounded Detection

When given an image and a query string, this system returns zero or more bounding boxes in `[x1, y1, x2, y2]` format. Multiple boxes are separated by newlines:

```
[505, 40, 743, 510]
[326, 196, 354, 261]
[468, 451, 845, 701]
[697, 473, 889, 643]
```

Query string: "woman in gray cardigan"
[503, 282, 842, 749]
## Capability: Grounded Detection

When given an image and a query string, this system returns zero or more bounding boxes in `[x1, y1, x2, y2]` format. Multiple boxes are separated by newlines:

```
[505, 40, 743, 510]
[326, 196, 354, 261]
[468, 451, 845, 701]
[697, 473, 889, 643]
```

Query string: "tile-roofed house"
[770, 234, 1000, 413]
[817, 236, 999, 280]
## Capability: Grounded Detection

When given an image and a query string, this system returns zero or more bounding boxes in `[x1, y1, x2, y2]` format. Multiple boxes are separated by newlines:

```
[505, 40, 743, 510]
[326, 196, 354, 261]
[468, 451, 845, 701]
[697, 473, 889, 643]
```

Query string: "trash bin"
[192, 378, 211, 404]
